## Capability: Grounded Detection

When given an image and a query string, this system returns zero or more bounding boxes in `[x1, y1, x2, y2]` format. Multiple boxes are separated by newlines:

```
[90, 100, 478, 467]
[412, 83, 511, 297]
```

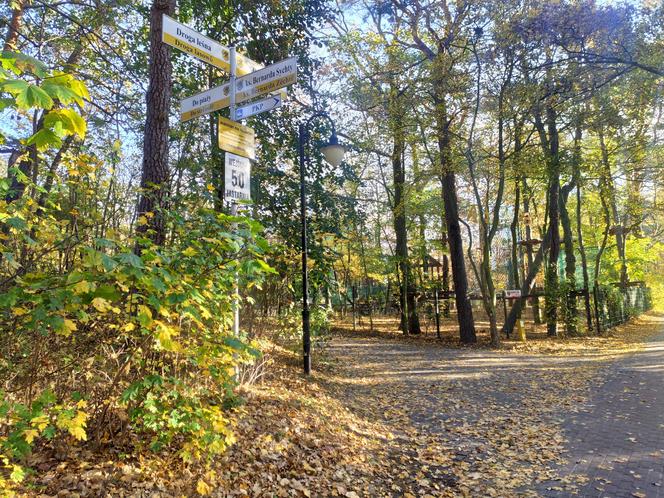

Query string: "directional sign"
[179, 56, 295, 122]
[235, 57, 297, 103]
[180, 82, 230, 122]
[162, 15, 262, 76]
[180, 85, 286, 122]
[218, 116, 255, 160]
[505, 289, 522, 299]
[235, 93, 283, 120]
[162, 15, 229, 71]
[225, 153, 251, 202]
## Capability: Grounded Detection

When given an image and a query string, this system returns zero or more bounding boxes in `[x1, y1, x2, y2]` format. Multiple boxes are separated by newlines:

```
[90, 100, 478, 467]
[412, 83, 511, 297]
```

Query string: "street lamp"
[298, 112, 346, 375]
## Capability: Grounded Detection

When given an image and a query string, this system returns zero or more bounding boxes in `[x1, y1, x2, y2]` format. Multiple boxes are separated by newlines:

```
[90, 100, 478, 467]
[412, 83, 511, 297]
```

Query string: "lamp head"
[319, 132, 346, 167]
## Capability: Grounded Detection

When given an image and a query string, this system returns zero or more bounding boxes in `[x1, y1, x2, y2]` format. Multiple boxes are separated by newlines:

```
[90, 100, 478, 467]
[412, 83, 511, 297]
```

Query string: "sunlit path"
[325, 314, 664, 496]
[539, 328, 664, 498]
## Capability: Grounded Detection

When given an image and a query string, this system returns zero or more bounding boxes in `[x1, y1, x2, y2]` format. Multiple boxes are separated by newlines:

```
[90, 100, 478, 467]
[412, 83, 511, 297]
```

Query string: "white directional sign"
[505, 289, 522, 299]
[235, 94, 283, 120]
[235, 57, 297, 103]
[225, 153, 251, 202]
[162, 15, 262, 76]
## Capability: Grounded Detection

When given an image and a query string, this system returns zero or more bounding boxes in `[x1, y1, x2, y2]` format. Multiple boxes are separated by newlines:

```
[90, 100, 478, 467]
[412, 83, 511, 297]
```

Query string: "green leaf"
[223, 337, 248, 352]
[93, 284, 120, 302]
[25, 128, 61, 150]
[42, 77, 79, 105]
[0, 79, 27, 95]
[101, 254, 118, 272]
[118, 252, 144, 269]
[16, 84, 53, 110]
[36, 389, 56, 406]
[5, 216, 27, 230]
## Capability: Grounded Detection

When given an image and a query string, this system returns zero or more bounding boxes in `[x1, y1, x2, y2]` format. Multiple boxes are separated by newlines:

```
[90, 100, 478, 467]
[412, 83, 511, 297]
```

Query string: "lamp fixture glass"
[319, 132, 346, 167]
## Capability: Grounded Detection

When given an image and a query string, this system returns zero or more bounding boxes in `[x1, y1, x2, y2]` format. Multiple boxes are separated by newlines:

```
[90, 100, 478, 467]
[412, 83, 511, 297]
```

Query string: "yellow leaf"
[137, 215, 148, 226]
[122, 322, 136, 332]
[73, 280, 95, 294]
[23, 429, 39, 444]
[155, 320, 180, 352]
[59, 318, 77, 337]
[69, 425, 87, 441]
[13, 307, 29, 316]
[31, 414, 49, 431]
[196, 479, 212, 496]
[182, 246, 197, 257]
[91, 297, 111, 313]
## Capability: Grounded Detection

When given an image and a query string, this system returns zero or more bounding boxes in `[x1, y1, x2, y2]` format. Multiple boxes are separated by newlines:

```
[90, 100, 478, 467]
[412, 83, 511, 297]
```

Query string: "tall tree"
[136, 0, 176, 247]
[394, 0, 477, 343]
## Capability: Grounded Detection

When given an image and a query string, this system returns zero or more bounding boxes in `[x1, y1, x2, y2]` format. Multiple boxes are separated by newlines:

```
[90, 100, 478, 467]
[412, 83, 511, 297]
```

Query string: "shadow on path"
[537, 332, 664, 498]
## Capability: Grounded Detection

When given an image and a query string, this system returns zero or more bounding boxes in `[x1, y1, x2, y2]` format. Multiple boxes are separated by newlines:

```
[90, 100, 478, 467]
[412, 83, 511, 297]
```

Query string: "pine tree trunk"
[3, 0, 25, 52]
[136, 0, 176, 248]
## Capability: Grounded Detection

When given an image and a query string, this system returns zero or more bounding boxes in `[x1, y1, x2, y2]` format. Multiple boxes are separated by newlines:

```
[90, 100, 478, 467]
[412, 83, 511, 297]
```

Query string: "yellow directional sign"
[180, 82, 231, 122]
[218, 116, 255, 160]
[162, 15, 262, 76]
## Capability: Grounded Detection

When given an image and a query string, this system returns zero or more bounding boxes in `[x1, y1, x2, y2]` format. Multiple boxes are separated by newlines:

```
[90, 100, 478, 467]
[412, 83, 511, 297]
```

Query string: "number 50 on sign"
[225, 153, 251, 202]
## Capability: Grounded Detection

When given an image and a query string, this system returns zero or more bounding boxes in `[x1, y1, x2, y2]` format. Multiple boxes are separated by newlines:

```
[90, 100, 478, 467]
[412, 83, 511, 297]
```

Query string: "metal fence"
[593, 282, 652, 333]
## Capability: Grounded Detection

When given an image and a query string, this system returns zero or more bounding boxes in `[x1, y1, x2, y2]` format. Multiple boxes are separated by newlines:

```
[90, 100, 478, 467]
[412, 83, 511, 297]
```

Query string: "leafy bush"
[0, 51, 274, 488]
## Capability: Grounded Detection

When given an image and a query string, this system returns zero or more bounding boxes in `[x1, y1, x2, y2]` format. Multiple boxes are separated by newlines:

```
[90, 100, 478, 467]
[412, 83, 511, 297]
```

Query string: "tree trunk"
[136, 0, 176, 248]
[559, 190, 577, 335]
[391, 134, 420, 334]
[3, 0, 26, 52]
[535, 104, 561, 337]
[510, 178, 521, 290]
[436, 103, 476, 343]
[576, 182, 593, 332]
[502, 229, 553, 336]
[522, 179, 541, 324]
[558, 121, 582, 335]
[598, 127, 628, 286]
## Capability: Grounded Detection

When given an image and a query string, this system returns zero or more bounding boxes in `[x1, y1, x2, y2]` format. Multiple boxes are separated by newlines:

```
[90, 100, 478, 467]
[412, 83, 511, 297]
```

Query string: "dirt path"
[324, 315, 664, 497]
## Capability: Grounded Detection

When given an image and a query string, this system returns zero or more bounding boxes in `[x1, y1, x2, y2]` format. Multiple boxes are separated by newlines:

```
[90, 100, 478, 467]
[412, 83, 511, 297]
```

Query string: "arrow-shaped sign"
[162, 15, 262, 76]
[180, 82, 231, 122]
[235, 94, 283, 120]
[235, 57, 297, 103]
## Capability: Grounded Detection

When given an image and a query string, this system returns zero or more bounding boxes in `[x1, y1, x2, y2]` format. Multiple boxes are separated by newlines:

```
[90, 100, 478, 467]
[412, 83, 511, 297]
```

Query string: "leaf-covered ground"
[17, 313, 664, 497]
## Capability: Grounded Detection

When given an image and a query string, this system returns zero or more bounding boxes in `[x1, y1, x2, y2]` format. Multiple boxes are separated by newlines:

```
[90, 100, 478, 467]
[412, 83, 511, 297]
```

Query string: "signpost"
[180, 82, 230, 122]
[235, 93, 283, 120]
[163, 13, 299, 344]
[218, 116, 255, 160]
[505, 289, 522, 299]
[224, 153, 251, 202]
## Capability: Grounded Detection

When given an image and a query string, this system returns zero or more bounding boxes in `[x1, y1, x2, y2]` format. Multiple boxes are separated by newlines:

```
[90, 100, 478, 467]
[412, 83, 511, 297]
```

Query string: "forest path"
[537, 327, 664, 498]
[324, 315, 664, 497]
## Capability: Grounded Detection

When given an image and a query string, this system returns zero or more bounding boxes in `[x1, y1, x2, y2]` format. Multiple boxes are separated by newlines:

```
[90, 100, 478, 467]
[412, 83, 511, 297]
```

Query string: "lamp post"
[298, 113, 346, 375]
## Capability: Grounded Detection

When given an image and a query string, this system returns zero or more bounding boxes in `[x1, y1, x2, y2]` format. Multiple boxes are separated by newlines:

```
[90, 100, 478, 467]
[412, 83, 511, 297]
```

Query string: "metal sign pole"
[229, 46, 240, 338]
